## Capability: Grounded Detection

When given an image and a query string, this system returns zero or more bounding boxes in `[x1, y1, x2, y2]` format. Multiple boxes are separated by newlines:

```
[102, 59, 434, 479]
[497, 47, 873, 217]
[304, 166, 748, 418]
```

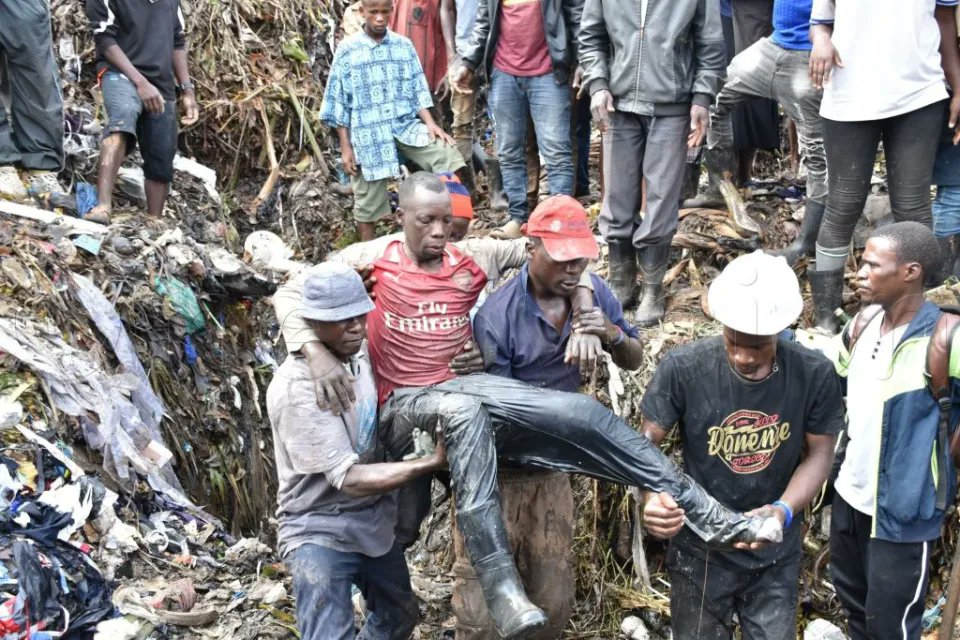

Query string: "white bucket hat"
[707, 251, 803, 336]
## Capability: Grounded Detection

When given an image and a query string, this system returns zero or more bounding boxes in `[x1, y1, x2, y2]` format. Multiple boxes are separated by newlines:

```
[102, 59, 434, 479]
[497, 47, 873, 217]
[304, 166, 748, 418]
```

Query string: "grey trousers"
[0, 0, 63, 171]
[709, 37, 827, 205]
[599, 111, 687, 248]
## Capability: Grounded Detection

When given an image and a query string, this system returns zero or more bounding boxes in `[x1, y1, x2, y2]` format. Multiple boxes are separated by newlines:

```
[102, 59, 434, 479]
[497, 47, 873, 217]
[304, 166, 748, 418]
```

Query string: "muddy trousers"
[667, 542, 800, 640]
[451, 470, 575, 639]
[0, 0, 64, 170]
[829, 495, 932, 640]
[380, 373, 757, 549]
[287, 542, 418, 640]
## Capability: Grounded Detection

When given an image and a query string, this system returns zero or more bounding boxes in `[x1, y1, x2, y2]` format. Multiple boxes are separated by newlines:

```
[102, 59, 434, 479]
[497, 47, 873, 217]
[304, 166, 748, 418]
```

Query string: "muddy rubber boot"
[680, 160, 702, 204]
[673, 474, 784, 547]
[457, 502, 548, 639]
[486, 158, 509, 213]
[682, 146, 736, 208]
[810, 267, 844, 333]
[635, 243, 671, 327]
[608, 239, 638, 307]
[776, 200, 825, 267]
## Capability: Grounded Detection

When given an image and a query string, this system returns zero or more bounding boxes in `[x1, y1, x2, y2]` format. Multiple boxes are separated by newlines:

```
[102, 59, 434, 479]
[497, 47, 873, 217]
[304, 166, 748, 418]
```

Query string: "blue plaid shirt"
[321, 30, 434, 182]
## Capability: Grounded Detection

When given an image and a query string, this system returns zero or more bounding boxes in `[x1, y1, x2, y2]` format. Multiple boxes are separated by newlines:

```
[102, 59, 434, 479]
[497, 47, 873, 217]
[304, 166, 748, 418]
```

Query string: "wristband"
[607, 325, 625, 347]
[772, 500, 793, 528]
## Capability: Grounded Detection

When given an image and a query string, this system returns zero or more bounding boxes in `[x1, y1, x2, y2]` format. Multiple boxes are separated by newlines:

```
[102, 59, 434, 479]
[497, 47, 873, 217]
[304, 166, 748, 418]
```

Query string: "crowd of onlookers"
[6, 1, 960, 639]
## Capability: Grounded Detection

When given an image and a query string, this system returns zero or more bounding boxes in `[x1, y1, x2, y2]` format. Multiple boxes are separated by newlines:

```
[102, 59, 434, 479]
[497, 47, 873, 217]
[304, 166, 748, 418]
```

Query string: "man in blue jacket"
[829, 221, 958, 640]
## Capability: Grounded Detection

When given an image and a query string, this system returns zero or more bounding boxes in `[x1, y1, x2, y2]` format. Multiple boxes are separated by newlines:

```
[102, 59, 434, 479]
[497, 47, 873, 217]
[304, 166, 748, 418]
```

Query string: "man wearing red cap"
[449, 196, 643, 639]
[276, 173, 780, 639]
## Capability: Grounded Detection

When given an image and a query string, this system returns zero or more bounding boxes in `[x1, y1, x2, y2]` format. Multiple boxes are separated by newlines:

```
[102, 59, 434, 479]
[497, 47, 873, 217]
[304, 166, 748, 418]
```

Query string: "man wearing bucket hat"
[639, 251, 844, 640]
[266, 262, 448, 640]
[446, 196, 644, 638]
[275, 173, 782, 640]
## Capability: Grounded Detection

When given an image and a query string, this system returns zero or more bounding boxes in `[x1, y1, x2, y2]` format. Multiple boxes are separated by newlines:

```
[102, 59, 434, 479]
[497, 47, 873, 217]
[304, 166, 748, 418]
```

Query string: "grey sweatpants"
[709, 37, 827, 206]
[0, 0, 63, 171]
[599, 111, 688, 249]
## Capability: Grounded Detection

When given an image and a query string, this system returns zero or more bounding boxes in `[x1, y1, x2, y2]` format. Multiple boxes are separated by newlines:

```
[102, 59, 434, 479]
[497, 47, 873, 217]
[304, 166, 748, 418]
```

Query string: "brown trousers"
[451, 470, 575, 639]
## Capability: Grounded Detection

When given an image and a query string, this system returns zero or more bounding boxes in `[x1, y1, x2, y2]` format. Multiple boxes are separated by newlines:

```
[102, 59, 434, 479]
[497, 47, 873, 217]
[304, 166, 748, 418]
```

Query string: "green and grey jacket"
[578, 0, 725, 116]
[832, 302, 960, 543]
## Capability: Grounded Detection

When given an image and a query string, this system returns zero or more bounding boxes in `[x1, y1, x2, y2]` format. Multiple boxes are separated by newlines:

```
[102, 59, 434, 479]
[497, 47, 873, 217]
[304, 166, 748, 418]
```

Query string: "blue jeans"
[934, 186, 960, 237]
[288, 542, 418, 640]
[489, 69, 573, 222]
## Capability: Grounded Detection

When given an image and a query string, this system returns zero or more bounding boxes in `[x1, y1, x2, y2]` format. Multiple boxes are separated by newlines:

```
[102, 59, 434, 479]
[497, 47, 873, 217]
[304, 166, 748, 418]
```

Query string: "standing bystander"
[825, 222, 960, 640]
[321, 0, 466, 242]
[0, 0, 66, 203]
[452, 0, 581, 238]
[579, 0, 725, 324]
[85, 0, 199, 224]
[808, 0, 960, 331]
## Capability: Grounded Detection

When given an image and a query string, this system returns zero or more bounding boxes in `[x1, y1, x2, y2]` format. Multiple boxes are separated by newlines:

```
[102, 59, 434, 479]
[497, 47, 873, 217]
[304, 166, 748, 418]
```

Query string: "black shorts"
[101, 71, 177, 183]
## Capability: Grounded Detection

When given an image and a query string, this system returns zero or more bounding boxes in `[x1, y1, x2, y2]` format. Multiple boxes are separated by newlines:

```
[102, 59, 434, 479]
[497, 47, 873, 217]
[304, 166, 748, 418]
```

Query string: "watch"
[176, 80, 195, 94]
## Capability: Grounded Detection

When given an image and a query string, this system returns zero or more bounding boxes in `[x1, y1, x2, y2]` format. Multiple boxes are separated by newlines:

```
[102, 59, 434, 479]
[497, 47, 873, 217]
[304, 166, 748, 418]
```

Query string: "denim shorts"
[100, 71, 177, 183]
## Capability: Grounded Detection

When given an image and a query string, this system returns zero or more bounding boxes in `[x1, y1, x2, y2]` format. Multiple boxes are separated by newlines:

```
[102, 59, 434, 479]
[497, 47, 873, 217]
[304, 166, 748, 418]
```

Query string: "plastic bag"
[154, 276, 206, 334]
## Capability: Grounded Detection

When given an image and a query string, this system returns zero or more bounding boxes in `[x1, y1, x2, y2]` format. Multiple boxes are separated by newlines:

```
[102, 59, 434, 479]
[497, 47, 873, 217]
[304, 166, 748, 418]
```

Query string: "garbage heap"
[0, 144, 315, 634]
[0, 0, 948, 637]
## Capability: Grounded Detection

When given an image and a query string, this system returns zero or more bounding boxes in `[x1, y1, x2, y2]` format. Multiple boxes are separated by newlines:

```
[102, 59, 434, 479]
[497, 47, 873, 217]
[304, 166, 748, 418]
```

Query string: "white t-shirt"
[836, 313, 908, 515]
[811, 0, 954, 121]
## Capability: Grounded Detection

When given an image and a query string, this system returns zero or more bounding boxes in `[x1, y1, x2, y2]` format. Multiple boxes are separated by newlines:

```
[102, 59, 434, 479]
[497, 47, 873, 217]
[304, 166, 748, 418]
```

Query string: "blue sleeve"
[592, 275, 640, 339]
[320, 47, 352, 129]
[473, 311, 514, 379]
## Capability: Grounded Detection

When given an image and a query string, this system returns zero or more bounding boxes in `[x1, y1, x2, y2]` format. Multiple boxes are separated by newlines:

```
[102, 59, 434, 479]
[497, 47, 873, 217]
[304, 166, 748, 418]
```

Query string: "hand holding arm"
[571, 307, 644, 370]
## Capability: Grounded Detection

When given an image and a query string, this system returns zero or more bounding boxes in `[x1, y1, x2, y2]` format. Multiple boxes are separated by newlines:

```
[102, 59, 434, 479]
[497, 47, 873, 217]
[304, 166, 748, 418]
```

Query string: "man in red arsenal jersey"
[277, 172, 782, 639]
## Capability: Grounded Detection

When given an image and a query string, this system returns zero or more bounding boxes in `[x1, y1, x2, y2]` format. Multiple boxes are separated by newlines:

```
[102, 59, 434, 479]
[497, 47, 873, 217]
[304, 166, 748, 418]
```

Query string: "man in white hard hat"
[638, 250, 845, 640]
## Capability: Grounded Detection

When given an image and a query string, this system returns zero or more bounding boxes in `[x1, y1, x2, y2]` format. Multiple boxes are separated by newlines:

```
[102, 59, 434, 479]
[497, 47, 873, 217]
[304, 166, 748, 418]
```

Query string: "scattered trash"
[621, 614, 651, 640]
[803, 618, 847, 640]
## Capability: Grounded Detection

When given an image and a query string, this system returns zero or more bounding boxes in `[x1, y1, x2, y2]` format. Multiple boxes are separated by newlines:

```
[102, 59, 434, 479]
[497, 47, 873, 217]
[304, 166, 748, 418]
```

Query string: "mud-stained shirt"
[641, 337, 845, 569]
[266, 350, 396, 558]
[367, 241, 487, 403]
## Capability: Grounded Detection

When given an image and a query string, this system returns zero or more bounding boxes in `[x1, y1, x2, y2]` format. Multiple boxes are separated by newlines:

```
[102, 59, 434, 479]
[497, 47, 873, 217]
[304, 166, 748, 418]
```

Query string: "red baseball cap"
[521, 195, 599, 261]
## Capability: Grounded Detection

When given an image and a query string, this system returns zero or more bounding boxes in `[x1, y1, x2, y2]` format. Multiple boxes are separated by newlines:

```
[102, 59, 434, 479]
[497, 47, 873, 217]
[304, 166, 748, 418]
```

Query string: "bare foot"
[85, 203, 111, 225]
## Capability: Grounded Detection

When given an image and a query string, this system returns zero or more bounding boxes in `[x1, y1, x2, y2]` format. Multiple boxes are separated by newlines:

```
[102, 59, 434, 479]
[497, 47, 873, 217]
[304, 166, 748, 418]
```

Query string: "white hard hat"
[707, 250, 803, 336]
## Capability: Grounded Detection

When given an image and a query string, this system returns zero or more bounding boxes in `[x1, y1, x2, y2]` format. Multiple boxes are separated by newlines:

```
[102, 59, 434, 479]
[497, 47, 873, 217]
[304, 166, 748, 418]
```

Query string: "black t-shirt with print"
[641, 336, 845, 569]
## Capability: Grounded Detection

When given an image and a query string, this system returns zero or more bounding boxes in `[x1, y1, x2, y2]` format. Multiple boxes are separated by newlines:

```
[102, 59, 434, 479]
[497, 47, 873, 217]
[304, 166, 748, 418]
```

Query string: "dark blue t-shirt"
[771, 0, 813, 51]
[473, 266, 639, 392]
